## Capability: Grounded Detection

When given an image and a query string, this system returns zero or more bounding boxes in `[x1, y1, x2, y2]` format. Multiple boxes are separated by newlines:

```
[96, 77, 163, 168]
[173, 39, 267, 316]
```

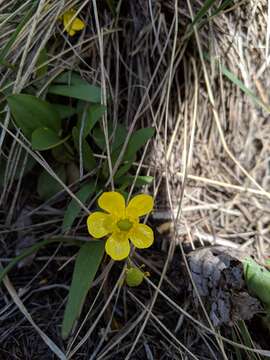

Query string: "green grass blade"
[61, 241, 105, 339]
[191, 0, 217, 27]
[221, 65, 270, 113]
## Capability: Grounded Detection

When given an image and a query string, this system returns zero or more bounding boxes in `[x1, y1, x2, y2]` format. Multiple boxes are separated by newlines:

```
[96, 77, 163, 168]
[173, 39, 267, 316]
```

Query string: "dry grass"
[1, 0, 270, 359]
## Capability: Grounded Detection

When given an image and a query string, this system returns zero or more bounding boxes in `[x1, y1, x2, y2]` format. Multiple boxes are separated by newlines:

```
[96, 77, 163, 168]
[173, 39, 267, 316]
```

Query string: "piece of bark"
[187, 246, 261, 327]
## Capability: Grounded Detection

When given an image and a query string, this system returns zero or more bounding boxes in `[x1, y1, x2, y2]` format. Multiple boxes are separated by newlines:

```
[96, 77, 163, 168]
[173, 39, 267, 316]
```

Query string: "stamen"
[117, 219, 133, 231]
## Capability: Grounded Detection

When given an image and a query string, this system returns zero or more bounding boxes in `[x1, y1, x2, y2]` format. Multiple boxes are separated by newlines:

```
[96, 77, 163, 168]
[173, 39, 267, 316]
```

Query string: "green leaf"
[37, 165, 66, 200]
[77, 104, 106, 139]
[92, 124, 127, 151]
[48, 73, 101, 103]
[54, 71, 85, 86]
[203, 53, 270, 113]
[51, 144, 74, 164]
[243, 257, 270, 308]
[35, 47, 48, 78]
[191, 0, 216, 27]
[72, 127, 96, 172]
[52, 104, 77, 119]
[221, 65, 270, 113]
[124, 127, 155, 161]
[116, 175, 153, 189]
[0, 237, 81, 284]
[61, 241, 104, 339]
[31, 127, 62, 150]
[62, 183, 95, 232]
[7, 94, 61, 138]
[114, 158, 135, 179]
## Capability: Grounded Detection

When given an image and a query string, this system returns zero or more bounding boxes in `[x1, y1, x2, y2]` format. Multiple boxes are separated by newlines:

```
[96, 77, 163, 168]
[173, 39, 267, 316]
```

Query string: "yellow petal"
[68, 29, 76, 36]
[105, 232, 130, 261]
[87, 212, 114, 238]
[63, 11, 74, 29]
[98, 192, 125, 216]
[72, 18, 85, 31]
[129, 223, 153, 249]
[126, 194, 153, 218]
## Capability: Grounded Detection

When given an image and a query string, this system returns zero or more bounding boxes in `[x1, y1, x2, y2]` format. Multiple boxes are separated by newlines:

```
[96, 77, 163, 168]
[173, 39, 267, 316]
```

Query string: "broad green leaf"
[116, 175, 153, 189]
[0, 237, 81, 283]
[243, 257, 270, 308]
[54, 71, 86, 86]
[52, 104, 77, 119]
[124, 127, 155, 161]
[48, 73, 101, 103]
[61, 241, 105, 339]
[48, 84, 101, 103]
[72, 127, 96, 172]
[51, 144, 74, 164]
[7, 94, 61, 138]
[92, 124, 127, 151]
[77, 104, 106, 139]
[31, 127, 62, 150]
[35, 47, 48, 78]
[37, 165, 66, 200]
[62, 183, 95, 232]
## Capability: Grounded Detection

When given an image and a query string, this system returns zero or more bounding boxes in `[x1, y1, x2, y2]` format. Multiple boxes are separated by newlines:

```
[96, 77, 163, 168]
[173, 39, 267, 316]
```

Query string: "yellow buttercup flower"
[87, 192, 154, 261]
[61, 9, 85, 37]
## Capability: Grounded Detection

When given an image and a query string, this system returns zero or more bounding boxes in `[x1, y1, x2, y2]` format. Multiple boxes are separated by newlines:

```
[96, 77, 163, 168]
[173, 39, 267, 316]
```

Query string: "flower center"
[117, 218, 133, 231]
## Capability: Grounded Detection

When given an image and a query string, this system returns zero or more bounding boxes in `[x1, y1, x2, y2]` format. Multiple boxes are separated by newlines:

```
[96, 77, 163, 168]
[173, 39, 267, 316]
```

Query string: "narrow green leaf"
[204, 53, 270, 113]
[237, 321, 259, 360]
[35, 47, 48, 78]
[191, 0, 216, 27]
[221, 65, 270, 113]
[37, 165, 66, 200]
[77, 104, 106, 139]
[72, 127, 96, 172]
[62, 183, 95, 232]
[243, 257, 270, 308]
[124, 127, 155, 160]
[61, 241, 104, 339]
[7, 94, 61, 138]
[31, 127, 61, 150]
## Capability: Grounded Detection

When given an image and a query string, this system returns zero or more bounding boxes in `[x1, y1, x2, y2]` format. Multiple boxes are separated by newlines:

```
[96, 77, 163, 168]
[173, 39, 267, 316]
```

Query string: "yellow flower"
[61, 9, 85, 37]
[87, 192, 154, 261]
